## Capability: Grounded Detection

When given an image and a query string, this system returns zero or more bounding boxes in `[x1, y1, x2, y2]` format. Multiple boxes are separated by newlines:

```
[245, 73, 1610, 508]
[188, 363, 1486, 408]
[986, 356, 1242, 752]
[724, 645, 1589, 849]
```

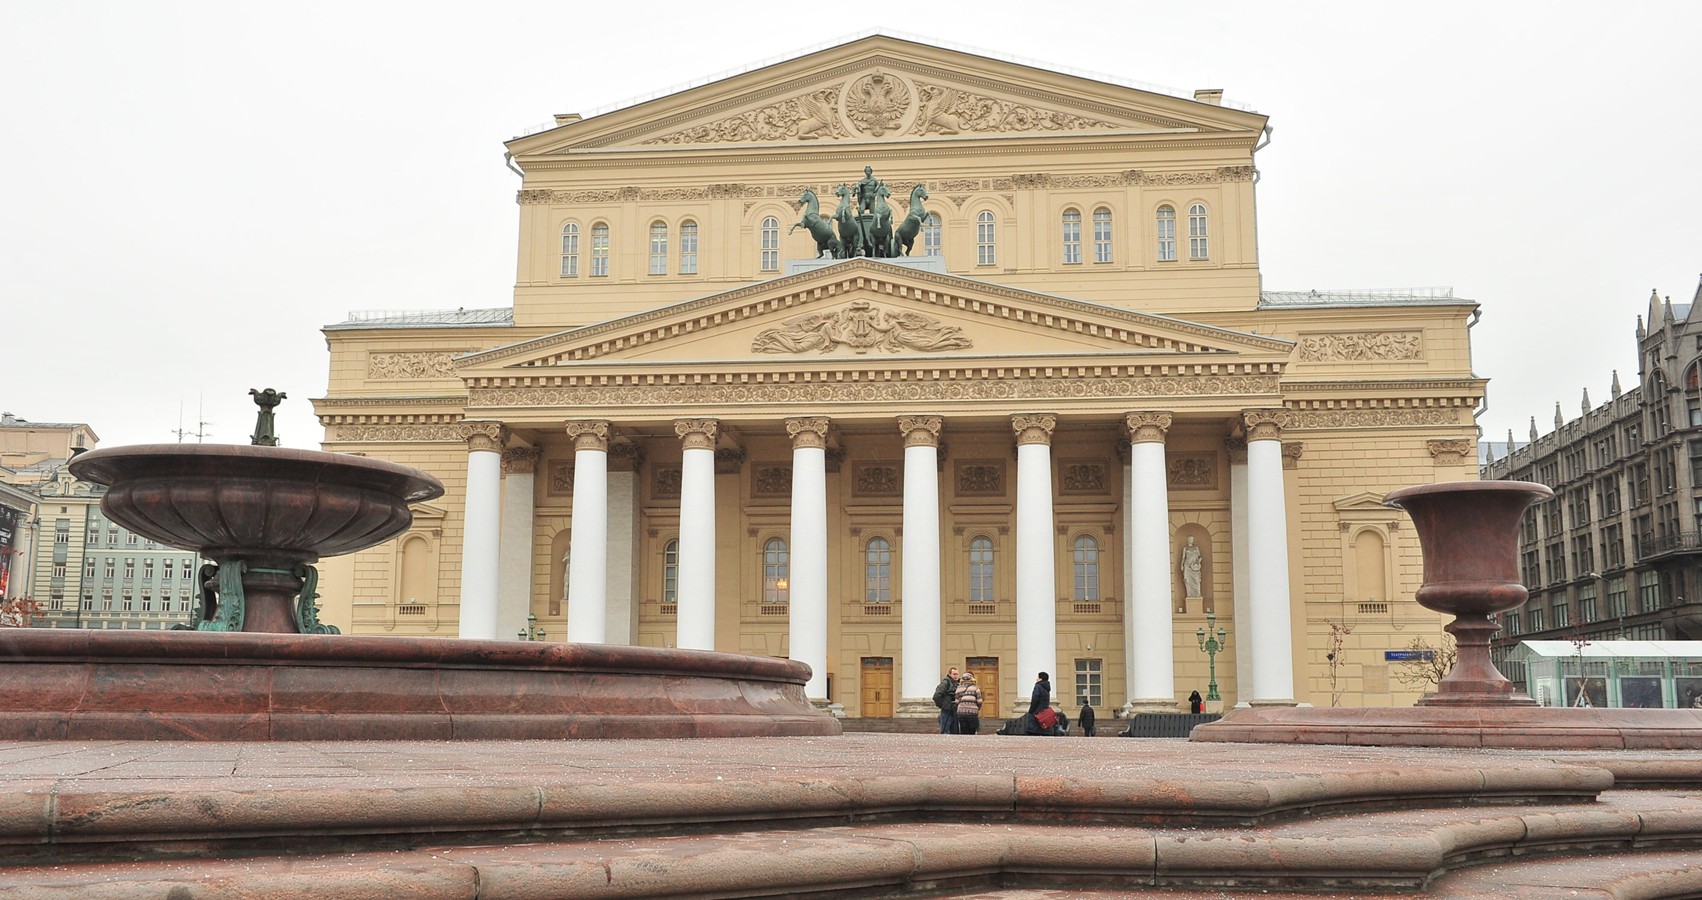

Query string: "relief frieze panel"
[367, 352, 464, 380]
[642, 88, 849, 145]
[751, 464, 793, 498]
[955, 460, 1005, 496]
[327, 424, 466, 443]
[853, 463, 899, 497]
[910, 82, 1119, 135]
[751, 301, 972, 355]
[548, 461, 575, 497]
[468, 375, 1280, 409]
[1059, 459, 1108, 495]
[1166, 453, 1218, 490]
[1296, 332, 1424, 362]
[1289, 409, 1465, 429]
[653, 467, 682, 499]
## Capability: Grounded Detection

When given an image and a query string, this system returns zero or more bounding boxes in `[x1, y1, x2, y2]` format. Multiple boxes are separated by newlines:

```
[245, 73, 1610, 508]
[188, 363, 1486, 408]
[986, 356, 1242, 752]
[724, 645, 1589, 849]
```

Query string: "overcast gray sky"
[3, 2, 1698, 453]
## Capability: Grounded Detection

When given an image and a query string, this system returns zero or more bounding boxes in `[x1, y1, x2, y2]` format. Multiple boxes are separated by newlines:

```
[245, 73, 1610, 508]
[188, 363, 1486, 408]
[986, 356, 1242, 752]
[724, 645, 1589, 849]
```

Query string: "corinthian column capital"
[1123, 411, 1173, 444]
[785, 416, 831, 450]
[897, 416, 942, 448]
[1242, 409, 1293, 442]
[674, 418, 719, 451]
[1010, 413, 1057, 446]
[564, 420, 611, 452]
[458, 420, 506, 453]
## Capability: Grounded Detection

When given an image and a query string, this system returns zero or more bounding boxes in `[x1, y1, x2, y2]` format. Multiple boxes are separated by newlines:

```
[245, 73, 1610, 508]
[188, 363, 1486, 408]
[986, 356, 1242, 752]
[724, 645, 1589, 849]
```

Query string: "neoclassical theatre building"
[314, 35, 1480, 716]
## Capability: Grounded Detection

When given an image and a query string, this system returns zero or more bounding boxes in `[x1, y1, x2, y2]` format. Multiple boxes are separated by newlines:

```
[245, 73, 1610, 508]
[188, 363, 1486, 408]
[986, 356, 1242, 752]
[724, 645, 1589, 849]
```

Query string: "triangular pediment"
[508, 35, 1265, 155]
[1333, 491, 1390, 513]
[458, 260, 1291, 374]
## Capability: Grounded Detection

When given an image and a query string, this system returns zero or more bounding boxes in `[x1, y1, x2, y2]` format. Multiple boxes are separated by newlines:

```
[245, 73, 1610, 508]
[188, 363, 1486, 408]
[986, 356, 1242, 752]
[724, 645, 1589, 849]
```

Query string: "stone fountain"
[1193, 479, 1702, 748]
[0, 392, 837, 741]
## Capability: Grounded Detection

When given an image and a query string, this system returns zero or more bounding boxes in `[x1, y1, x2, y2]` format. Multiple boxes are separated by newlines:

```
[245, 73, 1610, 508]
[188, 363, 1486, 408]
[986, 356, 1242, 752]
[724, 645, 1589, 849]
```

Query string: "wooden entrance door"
[860, 657, 894, 717]
[966, 656, 999, 719]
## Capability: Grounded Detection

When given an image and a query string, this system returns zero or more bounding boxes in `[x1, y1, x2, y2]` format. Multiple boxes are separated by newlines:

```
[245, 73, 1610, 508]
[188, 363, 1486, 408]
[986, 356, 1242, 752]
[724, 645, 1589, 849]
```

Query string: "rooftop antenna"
[170, 397, 212, 444]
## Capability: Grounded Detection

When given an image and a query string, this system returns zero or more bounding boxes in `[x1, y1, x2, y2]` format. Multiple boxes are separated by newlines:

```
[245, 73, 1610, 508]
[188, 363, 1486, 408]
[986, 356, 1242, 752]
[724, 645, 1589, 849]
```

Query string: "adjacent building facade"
[313, 36, 1479, 715]
[1484, 282, 1702, 688]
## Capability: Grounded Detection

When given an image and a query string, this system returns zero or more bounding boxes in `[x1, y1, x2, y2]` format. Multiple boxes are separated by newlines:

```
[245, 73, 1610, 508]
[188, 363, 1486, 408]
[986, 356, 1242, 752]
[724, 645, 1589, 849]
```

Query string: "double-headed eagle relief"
[752, 300, 972, 355]
[791, 166, 931, 260]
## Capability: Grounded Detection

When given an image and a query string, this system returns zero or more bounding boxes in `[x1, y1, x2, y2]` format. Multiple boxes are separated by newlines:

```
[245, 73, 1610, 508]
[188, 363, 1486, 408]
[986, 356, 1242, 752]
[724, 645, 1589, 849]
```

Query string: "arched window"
[662, 539, 679, 604]
[398, 536, 432, 606]
[865, 537, 892, 603]
[1061, 208, 1082, 264]
[1156, 206, 1176, 262]
[968, 536, 994, 603]
[1353, 530, 1386, 603]
[923, 213, 942, 256]
[590, 223, 610, 277]
[762, 538, 789, 604]
[649, 221, 668, 275]
[760, 216, 780, 272]
[1092, 208, 1113, 263]
[1188, 203, 1209, 260]
[1072, 535, 1100, 601]
[679, 221, 699, 274]
[976, 211, 996, 266]
[559, 223, 579, 277]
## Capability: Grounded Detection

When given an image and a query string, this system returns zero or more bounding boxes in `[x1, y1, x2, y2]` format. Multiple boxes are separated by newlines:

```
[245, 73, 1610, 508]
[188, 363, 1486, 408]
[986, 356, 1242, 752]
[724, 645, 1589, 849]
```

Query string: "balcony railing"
[1637, 531, 1702, 558]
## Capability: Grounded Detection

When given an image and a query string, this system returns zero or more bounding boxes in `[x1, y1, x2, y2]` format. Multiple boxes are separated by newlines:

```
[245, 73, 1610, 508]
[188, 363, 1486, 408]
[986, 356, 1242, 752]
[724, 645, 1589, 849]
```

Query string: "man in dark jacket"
[1079, 701, 1096, 737]
[933, 667, 960, 734]
[1028, 671, 1051, 716]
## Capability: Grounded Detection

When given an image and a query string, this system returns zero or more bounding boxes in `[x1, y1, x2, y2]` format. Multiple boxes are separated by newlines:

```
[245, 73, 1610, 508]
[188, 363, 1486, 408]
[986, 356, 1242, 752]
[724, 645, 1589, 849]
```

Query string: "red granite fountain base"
[1190, 705, 1702, 749]
[0, 630, 839, 741]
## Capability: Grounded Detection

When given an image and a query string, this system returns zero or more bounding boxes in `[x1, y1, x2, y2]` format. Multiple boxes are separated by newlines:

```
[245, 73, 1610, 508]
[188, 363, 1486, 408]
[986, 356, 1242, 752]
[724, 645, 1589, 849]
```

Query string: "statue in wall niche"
[1180, 535, 1203, 600]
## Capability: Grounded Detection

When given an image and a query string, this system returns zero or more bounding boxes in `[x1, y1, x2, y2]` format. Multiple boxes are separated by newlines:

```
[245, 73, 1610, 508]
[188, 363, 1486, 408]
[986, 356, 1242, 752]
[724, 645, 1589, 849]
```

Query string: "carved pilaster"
[714, 448, 746, 475]
[458, 421, 505, 453]
[1011, 414, 1057, 446]
[1281, 442, 1305, 470]
[1224, 436, 1248, 465]
[1242, 409, 1293, 442]
[1123, 412, 1173, 444]
[608, 442, 645, 472]
[1427, 439, 1473, 467]
[500, 447, 541, 475]
[564, 420, 611, 453]
[674, 418, 720, 451]
[785, 416, 831, 450]
[897, 416, 943, 448]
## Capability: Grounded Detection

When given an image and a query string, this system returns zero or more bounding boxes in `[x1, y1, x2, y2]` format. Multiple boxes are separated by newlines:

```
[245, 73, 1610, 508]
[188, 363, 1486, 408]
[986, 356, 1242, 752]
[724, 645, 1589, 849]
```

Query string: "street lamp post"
[1195, 611, 1227, 704]
[518, 612, 546, 642]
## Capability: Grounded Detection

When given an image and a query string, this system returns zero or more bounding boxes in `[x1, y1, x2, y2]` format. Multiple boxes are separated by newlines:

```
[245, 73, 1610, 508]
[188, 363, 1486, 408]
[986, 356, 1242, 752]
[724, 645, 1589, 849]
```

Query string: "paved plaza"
[1, 733, 1699, 897]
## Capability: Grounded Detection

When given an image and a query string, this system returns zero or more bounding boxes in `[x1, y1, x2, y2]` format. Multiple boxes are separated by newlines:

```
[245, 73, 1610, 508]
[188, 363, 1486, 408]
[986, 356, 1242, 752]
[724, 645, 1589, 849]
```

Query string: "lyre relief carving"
[752, 301, 971, 355]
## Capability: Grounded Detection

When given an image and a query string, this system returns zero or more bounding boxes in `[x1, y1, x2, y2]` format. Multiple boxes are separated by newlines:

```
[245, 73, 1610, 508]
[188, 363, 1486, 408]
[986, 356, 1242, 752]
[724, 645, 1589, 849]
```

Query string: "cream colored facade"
[314, 36, 1475, 714]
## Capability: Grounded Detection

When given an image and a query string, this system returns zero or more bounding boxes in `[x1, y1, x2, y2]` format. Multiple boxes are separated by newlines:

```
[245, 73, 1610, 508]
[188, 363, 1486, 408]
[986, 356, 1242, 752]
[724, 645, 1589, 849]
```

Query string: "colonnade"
[454, 409, 1298, 710]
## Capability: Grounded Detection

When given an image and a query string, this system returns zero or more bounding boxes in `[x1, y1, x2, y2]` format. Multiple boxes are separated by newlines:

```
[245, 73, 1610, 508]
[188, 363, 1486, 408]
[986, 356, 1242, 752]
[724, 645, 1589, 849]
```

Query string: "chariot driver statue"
[853, 166, 886, 216]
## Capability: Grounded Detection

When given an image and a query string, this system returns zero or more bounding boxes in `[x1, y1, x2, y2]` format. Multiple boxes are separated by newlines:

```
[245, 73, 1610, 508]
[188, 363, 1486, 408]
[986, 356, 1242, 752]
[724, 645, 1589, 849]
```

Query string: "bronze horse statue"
[867, 184, 896, 258]
[832, 184, 864, 258]
[791, 190, 842, 259]
[895, 184, 930, 256]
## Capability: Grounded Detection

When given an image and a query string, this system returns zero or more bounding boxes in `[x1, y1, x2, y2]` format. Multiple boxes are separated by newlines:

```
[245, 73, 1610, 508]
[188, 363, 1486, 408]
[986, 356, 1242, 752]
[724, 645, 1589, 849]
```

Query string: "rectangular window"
[104, 561, 115, 579]
[123, 561, 135, 580]
[1074, 658, 1103, 708]
[141, 595, 153, 612]
[1552, 601, 1569, 628]
[1528, 605, 1544, 632]
[121, 595, 133, 612]
[1578, 583, 1597, 622]
[52, 564, 66, 578]
[85, 529, 99, 545]
[143, 560, 154, 580]
[1607, 576, 1629, 618]
[178, 594, 191, 613]
[1637, 569, 1661, 612]
[82, 596, 94, 611]
[55, 522, 69, 543]
[84, 561, 95, 579]
[126, 532, 138, 545]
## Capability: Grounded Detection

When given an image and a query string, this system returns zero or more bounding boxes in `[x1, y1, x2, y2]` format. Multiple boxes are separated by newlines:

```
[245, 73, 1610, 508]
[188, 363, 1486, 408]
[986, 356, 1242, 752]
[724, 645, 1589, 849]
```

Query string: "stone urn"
[1384, 480, 1552, 707]
[70, 444, 443, 634]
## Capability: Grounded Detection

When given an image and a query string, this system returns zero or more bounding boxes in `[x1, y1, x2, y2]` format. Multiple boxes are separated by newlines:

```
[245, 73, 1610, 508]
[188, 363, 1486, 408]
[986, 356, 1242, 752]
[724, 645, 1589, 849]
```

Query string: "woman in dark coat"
[954, 671, 984, 735]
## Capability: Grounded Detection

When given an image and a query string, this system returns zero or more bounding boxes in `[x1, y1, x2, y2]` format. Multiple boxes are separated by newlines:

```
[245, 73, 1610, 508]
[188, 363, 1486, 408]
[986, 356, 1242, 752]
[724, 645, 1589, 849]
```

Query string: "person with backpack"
[933, 666, 960, 734]
[953, 671, 984, 734]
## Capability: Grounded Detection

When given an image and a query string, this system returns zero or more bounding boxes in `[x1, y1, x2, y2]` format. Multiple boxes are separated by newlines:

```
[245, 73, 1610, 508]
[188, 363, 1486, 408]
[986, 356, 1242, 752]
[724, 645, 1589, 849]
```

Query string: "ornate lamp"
[1196, 611, 1227, 704]
[519, 612, 547, 642]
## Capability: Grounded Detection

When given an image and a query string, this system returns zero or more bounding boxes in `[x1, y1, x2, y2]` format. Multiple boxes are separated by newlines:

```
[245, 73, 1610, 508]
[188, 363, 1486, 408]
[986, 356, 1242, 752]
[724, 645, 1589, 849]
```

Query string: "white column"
[1014, 414, 1059, 704]
[898, 416, 943, 710]
[675, 418, 719, 651]
[604, 444, 643, 646]
[565, 421, 611, 644]
[1227, 437, 1253, 707]
[1245, 409, 1296, 706]
[1125, 412, 1175, 711]
[496, 447, 540, 641]
[456, 422, 504, 640]
[787, 417, 831, 701]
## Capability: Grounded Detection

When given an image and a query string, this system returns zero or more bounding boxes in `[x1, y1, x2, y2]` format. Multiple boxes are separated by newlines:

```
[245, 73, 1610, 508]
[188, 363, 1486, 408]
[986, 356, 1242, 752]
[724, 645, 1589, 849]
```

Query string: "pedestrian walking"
[954, 671, 984, 734]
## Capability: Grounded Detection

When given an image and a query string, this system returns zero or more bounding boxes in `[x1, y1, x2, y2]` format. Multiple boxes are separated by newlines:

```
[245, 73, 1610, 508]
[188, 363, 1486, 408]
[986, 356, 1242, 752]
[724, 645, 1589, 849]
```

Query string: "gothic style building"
[313, 36, 1480, 715]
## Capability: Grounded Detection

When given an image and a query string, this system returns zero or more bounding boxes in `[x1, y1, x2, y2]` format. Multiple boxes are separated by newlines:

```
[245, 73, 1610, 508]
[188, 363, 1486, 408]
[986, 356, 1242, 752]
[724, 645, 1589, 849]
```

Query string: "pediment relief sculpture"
[641, 71, 1121, 145]
[751, 300, 972, 355]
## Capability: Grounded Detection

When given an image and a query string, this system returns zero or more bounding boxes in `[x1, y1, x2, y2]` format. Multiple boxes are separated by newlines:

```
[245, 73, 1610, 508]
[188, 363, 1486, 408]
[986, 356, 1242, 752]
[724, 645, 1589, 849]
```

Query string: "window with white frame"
[679, 221, 698, 274]
[1075, 658, 1103, 707]
[1092, 207, 1113, 263]
[762, 538, 789, 605]
[1156, 206, 1176, 261]
[590, 223, 610, 276]
[976, 211, 996, 266]
[1188, 203, 1209, 260]
[649, 221, 668, 275]
[865, 537, 893, 603]
[85, 561, 95, 579]
[127, 532, 137, 545]
[85, 528, 98, 545]
[1072, 535, 1100, 601]
[141, 594, 152, 612]
[968, 536, 994, 603]
[662, 539, 679, 604]
[923, 214, 941, 256]
[1061, 208, 1082, 264]
[760, 216, 780, 271]
[104, 560, 114, 579]
[123, 560, 134, 579]
[179, 594, 191, 612]
[559, 223, 579, 277]
[143, 559, 154, 580]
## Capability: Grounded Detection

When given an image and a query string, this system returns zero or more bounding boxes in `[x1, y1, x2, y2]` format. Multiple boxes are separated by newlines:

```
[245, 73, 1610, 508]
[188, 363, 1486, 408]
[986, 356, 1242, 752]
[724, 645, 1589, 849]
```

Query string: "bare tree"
[1325, 620, 1354, 706]
[1392, 634, 1457, 690]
